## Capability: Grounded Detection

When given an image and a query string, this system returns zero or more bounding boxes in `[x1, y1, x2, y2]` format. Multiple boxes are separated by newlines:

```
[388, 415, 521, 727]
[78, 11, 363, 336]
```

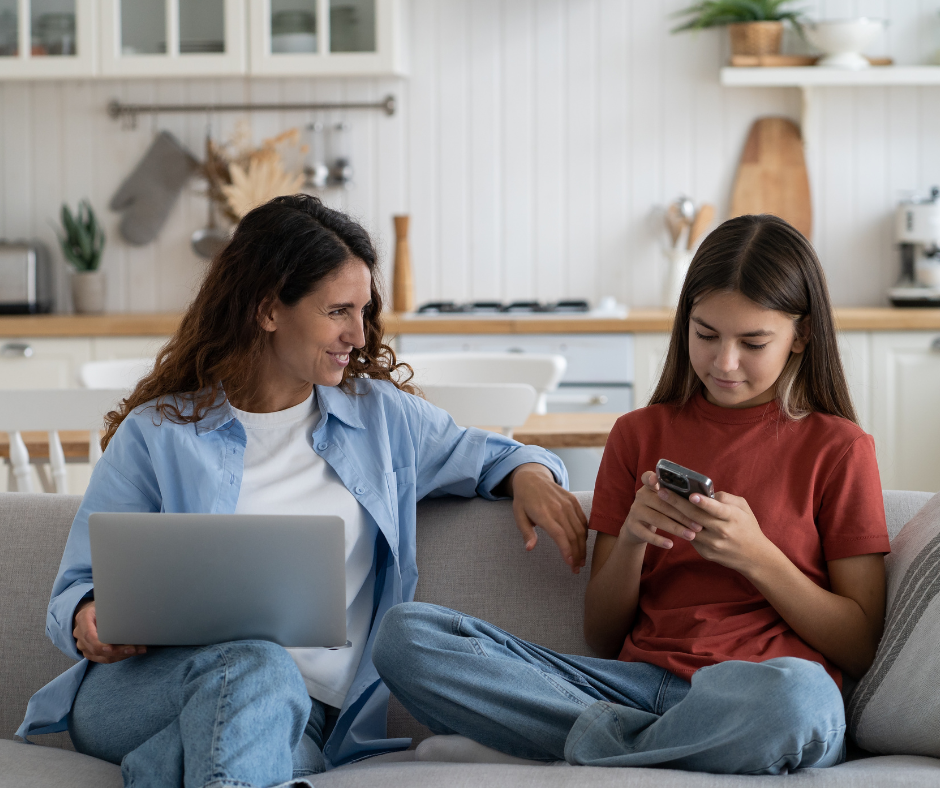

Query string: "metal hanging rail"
[107, 94, 396, 127]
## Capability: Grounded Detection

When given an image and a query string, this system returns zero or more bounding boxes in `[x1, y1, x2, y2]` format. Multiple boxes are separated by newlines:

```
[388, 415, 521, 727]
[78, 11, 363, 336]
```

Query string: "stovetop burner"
[416, 300, 591, 314]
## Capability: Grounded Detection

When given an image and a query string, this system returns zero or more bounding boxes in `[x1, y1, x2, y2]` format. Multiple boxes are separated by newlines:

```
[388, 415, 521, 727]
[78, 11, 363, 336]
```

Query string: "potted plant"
[58, 200, 106, 314]
[672, 1, 803, 57]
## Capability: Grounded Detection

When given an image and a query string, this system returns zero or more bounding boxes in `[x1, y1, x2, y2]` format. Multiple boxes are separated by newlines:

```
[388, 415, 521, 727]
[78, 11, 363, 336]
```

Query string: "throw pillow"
[848, 490, 940, 756]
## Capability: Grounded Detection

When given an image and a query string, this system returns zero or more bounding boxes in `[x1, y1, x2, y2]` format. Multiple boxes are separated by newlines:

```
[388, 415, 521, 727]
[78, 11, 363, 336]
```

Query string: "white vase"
[71, 270, 106, 314]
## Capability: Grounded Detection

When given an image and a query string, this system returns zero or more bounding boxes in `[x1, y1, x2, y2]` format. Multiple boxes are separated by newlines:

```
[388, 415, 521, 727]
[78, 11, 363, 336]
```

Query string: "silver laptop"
[89, 513, 347, 648]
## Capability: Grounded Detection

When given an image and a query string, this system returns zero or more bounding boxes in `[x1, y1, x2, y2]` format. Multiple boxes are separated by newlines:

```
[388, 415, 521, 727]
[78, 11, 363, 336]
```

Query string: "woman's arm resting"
[499, 463, 588, 574]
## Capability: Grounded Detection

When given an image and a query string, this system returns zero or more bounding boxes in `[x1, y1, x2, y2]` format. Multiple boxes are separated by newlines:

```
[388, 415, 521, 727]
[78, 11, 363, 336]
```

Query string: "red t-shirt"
[589, 391, 890, 688]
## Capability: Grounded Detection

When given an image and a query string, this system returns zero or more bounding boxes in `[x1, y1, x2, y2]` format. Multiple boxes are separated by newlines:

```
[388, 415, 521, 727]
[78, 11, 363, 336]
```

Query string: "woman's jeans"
[69, 640, 335, 788]
[373, 602, 847, 775]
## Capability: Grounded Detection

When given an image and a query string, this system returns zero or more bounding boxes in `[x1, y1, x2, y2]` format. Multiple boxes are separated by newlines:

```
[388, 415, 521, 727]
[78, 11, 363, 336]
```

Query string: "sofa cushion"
[849, 491, 940, 756]
[0, 739, 121, 788]
[388, 491, 596, 745]
[327, 754, 940, 787]
[0, 493, 83, 746]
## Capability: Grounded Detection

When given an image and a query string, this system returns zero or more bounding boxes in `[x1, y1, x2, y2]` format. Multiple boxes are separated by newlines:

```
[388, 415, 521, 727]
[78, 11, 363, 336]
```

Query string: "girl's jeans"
[69, 640, 335, 788]
[372, 602, 847, 775]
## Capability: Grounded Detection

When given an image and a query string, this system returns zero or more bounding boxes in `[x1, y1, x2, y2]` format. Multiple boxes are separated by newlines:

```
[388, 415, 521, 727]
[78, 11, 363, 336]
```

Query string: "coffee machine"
[889, 187, 940, 306]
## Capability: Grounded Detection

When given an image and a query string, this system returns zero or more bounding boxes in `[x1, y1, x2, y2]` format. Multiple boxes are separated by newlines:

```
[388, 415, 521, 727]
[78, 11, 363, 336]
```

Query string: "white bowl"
[271, 32, 317, 54]
[804, 18, 885, 69]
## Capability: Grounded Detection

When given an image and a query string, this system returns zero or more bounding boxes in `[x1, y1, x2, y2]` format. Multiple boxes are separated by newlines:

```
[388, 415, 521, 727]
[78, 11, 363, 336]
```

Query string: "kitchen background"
[0, 0, 939, 314]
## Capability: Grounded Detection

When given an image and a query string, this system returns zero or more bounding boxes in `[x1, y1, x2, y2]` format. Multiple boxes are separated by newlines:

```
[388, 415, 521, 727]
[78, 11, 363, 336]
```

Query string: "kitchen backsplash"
[0, 0, 938, 313]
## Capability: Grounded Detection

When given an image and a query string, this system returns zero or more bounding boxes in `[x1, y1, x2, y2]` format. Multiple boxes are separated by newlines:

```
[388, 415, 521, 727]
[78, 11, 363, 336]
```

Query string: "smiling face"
[688, 289, 807, 409]
[251, 258, 373, 411]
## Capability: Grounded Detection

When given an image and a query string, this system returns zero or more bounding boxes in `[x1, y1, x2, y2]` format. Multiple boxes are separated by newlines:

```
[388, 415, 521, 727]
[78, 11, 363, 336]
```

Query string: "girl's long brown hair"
[101, 194, 414, 450]
[649, 214, 857, 424]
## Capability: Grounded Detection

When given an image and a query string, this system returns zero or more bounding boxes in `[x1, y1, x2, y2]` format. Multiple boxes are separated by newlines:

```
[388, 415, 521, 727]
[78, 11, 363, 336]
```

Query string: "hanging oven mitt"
[109, 131, 198, 246]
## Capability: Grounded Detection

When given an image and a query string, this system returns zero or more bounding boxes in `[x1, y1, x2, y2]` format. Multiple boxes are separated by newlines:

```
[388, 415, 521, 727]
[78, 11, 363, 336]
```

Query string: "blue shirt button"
[355, 486, 366, 495]
[317, 442, 329, 451]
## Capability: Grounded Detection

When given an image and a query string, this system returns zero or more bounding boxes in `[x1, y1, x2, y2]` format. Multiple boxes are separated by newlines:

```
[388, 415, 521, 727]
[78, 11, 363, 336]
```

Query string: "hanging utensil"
[191, 124, 230, 260]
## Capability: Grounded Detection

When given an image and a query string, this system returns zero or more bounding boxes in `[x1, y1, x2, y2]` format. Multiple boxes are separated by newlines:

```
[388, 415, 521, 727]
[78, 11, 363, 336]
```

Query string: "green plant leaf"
[59, 199, 104, 271]
[671, 0, 803, 30]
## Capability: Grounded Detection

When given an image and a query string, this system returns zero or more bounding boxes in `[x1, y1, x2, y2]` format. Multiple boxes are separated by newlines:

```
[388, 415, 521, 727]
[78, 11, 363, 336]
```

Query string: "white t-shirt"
[231, 391, 377, 708]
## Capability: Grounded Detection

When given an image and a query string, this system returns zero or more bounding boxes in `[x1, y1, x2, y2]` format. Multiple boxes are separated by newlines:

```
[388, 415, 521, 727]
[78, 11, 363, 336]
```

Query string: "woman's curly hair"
[101, 194, 414, 450]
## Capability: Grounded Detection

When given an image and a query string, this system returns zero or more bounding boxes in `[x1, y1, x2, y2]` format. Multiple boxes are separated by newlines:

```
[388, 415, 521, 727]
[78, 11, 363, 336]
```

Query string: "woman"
[18, 194, 587, 788]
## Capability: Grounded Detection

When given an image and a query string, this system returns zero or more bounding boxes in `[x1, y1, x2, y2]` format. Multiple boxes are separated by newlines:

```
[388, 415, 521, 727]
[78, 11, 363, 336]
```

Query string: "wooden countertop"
[2, 307, 940, 337]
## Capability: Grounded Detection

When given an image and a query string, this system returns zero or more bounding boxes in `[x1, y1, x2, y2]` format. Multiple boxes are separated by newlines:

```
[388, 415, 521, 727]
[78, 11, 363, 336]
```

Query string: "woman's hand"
[620, 471, 702, 550]
[73, 599, 147, 664]
[654, 486, 773, 573]
[506, 463, 588, 574]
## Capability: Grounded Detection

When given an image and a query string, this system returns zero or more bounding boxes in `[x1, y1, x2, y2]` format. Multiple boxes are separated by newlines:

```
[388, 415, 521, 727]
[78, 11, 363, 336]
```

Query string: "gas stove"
[406, 299, 628, 319]
[417, 300, 590, 314]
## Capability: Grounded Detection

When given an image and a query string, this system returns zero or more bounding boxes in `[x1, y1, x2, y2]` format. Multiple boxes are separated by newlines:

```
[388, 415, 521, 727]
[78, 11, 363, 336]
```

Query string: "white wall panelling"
[1, 0, 939, 313]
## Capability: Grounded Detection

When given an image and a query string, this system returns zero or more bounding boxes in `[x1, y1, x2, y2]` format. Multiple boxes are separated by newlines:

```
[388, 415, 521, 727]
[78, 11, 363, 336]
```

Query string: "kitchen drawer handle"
[0, 342, 33, 358]
[932, 337, 940, 353]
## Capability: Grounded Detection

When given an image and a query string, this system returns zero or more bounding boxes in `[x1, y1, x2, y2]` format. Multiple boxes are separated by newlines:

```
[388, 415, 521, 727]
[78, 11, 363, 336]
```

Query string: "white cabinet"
[0, 0, 404, 79]
[99, 0, 246, 77]
[91, 335, 170, 360]
[0, 335, 169, 389]
[249, 0, 405, 77]
[0, 0, 97, 79]
[871, 331, 940, 493]
[633, 332, 671, 409]
[838, 331, 872, 434]
[0, 337, 92, 388]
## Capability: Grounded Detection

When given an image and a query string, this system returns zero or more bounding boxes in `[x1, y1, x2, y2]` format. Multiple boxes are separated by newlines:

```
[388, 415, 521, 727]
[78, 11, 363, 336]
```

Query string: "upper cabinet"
[0, 0, 404, 79]
[0, 0, 97, 78]
[99, 0, 246, 77]
[250, 0, 404, 76]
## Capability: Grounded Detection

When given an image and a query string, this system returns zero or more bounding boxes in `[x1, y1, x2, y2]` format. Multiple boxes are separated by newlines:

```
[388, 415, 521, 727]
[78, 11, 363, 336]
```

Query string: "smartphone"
[655, 459, 715, 500]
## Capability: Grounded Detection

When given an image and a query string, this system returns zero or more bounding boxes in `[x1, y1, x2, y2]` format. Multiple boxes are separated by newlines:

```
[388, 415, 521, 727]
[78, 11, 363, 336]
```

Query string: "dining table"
[0, 412, 618, 466]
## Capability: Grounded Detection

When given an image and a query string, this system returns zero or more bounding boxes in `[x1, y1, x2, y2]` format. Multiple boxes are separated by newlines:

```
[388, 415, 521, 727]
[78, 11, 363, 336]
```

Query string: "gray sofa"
[2, 489, 939, 787]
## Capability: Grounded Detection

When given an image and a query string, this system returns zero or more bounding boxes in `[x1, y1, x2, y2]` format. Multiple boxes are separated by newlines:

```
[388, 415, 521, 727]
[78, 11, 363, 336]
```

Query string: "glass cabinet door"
[250, 0, 404, 76]
[329, 0, 374, 53]
[100, 0, 245, 76]
[271, 0, 317, 54]
[0, 0, 95, 77]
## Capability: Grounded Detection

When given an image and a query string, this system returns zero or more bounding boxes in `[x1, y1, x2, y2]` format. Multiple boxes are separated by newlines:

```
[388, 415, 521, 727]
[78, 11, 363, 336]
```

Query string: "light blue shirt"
[18, 379, 567, 767]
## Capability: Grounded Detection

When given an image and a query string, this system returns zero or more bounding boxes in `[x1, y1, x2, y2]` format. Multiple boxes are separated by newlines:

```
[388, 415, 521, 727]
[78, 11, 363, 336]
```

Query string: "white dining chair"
[420, 383, 538, 438]
[79, 357, 154, 390]
[398, 353, 566, 414]
[0, 388, 126, 493]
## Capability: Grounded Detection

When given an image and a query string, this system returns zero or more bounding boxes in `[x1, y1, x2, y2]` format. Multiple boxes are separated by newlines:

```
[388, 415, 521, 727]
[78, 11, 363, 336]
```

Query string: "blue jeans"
[69, 640, 336, 788]
[372, 602, 846, 775]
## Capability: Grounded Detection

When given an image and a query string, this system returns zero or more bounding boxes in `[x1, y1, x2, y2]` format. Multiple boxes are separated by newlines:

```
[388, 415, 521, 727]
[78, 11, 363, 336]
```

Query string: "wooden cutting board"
[730, 117, 812, 240]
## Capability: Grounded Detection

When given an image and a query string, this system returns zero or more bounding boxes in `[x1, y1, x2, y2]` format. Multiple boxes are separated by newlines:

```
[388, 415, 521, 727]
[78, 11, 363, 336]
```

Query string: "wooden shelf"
[720, 65, 940, 87]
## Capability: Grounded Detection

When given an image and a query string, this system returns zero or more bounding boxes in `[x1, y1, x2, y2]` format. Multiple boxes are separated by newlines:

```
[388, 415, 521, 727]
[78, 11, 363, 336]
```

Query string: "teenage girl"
[372, 214, 891, 775]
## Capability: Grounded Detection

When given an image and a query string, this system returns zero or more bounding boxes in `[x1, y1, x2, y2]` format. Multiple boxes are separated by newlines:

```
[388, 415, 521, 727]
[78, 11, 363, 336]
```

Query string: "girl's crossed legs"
[373, 602, 846, 775]
[69, 640, 334, 788]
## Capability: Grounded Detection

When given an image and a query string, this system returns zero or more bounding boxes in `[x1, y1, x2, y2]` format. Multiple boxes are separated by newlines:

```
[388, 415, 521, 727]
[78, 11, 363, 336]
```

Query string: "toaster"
[0, 241, 53, 314]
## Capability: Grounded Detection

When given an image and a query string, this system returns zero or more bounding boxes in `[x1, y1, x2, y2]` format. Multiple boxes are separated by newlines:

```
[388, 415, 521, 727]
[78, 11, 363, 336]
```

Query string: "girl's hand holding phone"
[620, 471, 703, 551]
[655, 485, 773, 573]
